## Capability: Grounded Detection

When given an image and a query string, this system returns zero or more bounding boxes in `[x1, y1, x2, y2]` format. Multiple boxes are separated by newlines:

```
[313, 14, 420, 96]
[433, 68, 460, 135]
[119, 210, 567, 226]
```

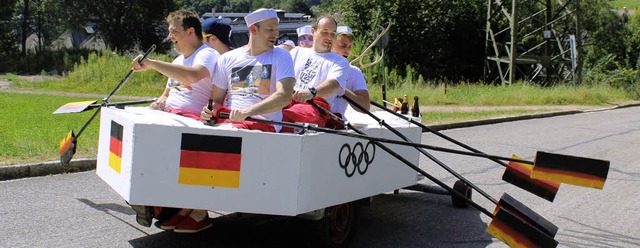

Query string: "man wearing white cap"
[296, 25, 313, 48]
[331, 25, 371, 116]
[281, 14, 350, 131]
[201, 8, 295, 132]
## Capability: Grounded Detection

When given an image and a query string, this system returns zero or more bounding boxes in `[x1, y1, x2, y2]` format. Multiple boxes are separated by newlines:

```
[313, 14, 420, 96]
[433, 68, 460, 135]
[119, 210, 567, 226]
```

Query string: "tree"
[0, 0, 18, 59]
[321, 0, 487, 82]
[87, 0, 179, 52]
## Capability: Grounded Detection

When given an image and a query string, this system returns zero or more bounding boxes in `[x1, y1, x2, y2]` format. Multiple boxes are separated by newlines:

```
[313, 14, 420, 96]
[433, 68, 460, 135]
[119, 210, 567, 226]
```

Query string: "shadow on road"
[127, 191, 492, 247]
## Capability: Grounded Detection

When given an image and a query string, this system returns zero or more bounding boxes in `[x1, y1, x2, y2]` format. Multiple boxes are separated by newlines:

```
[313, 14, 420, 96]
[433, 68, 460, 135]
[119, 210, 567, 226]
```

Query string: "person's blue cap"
[202, 18, 233, 48]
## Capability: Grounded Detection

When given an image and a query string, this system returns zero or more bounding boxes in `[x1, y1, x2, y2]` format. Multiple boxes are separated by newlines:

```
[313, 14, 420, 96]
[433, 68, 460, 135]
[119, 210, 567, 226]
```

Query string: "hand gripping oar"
[216, 112, 559, 246]
[369, 100, 610, 191]
[59, 44, 156, 165]
[304, 100, 559, 247]
[342, 95, 499, 205]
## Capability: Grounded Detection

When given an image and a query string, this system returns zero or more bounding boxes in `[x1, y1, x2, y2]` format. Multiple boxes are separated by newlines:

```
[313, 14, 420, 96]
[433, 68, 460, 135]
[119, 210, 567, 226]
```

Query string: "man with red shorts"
[283, 14, 350, 131]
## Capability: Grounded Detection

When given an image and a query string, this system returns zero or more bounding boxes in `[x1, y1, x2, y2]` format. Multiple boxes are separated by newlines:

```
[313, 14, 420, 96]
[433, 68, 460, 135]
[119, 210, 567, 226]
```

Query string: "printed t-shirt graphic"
[229, 64, 272, 97]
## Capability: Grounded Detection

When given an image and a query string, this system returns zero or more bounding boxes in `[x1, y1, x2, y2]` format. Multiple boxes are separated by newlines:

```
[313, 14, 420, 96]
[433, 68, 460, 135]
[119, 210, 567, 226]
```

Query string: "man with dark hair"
[131, 8, 219, 233]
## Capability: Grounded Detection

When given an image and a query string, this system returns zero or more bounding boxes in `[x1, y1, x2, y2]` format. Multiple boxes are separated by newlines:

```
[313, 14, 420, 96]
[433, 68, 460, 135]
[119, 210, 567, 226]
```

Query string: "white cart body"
[96, 107, 421, 216]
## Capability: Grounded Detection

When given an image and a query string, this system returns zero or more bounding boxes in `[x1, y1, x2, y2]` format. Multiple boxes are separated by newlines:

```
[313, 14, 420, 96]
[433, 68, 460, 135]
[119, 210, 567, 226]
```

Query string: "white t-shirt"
[331, 65, 368, 115]
[165, 44, 219, 115]
[289, 47, 349, 105]
[214, 47, 295, 129]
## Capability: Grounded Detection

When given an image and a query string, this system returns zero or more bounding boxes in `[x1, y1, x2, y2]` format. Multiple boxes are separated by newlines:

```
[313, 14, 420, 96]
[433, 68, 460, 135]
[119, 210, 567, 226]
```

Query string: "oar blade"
[53, 100, 97, 114]
[502, 155, 560, 202]
[59, 130, 76, 165]
[487, 193, 558, 248]
[532, 151, 610, 189]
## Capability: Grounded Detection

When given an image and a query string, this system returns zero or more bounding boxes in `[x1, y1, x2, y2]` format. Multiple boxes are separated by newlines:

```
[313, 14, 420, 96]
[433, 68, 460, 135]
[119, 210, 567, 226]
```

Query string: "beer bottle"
[411, 96, 420, 117]
[401, 95, 409, 114]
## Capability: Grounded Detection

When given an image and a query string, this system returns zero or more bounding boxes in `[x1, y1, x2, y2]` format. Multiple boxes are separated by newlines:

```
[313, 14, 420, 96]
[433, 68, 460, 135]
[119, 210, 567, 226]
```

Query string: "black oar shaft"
[344, 96, 499, 204]
[370, 100, 511, 167]
[304, 100, 496, 218]
[86, 98, 157, 110]
[104, 44, 156, 104]
[75, 107, 101, 139]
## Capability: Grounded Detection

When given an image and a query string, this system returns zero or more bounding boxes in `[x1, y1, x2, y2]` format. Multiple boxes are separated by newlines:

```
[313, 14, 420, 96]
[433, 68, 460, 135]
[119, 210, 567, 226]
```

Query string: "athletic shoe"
[173, 216, 213, 233]
[159, 212, 188, 230]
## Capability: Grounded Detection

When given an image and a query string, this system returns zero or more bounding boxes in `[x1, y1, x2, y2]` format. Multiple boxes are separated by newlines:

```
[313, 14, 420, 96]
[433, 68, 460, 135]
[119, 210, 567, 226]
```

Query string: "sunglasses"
[298, 35, 313, 48]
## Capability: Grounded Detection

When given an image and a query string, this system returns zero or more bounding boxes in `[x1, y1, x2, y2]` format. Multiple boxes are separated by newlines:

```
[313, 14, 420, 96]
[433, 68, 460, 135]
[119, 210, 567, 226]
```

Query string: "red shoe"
[174, 216, 213, 233]
[159, 212, 188, 230]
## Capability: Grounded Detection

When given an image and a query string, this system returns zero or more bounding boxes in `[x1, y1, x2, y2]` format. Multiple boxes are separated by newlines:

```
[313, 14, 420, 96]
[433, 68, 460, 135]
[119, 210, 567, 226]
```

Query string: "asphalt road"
[1, 106, 639, 248]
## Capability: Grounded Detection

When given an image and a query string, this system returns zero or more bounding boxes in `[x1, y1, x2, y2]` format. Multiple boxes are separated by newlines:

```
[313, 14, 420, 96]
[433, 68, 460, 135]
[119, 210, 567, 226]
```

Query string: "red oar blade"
[59, 130, 76, 165]
[53, 100, 97, 114]
[532, 151, 610, 189]
[502, 155, 560, 202]
[487, 193, 558, 247]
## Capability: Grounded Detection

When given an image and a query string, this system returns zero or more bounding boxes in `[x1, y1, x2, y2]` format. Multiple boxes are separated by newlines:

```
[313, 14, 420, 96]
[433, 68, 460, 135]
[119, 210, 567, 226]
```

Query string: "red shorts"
[213, 106, 276, 132]
[281, 97, 334, 133]
[167, 108, 200, 121]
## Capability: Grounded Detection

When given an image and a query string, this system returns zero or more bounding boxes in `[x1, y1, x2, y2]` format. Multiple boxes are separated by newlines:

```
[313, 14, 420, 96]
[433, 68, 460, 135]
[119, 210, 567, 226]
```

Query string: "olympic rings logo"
[338, 141, 376, 177]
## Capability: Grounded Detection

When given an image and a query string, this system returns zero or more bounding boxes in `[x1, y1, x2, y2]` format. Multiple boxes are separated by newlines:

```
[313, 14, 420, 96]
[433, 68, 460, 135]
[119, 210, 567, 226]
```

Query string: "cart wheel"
[451, 180, 472, 208]
[314, 202, 358, 247]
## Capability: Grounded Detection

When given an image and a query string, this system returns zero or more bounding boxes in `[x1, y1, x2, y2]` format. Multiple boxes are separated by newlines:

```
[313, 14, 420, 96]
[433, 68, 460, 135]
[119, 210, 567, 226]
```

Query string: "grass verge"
[0, 92, 146, 166]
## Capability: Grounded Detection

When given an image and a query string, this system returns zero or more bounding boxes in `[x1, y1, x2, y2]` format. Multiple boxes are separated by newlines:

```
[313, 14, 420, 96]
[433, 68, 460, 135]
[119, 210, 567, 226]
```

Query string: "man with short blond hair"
[331, 25, 371, 116]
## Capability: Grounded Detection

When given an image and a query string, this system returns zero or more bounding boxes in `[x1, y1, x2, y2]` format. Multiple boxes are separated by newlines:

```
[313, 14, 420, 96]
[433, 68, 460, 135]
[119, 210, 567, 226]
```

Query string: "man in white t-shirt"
[330, 26, 371, 117]
[130, 9, 222, 234]
[201, 8, 295, 132]
[132, 9, 219, 119]
[282, 15, 349, 130]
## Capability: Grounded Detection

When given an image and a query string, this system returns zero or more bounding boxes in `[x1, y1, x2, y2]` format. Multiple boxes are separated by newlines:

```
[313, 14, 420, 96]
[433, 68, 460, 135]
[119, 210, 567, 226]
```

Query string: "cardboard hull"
[97, 107, 421, 216]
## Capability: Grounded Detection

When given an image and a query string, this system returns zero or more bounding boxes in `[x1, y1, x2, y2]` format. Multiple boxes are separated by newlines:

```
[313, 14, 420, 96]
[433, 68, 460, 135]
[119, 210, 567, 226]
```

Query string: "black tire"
[314, 202, 358, 247]
[451, 180, 472, 208]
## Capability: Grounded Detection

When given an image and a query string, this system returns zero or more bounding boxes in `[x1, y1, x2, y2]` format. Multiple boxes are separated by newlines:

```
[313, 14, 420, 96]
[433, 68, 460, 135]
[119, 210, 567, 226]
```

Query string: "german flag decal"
[503, 155, 560, 202]
[532, 151, 609, 189]
[178, 133, 242, 188]
[487, 206, 558, 248]
[109, 121, 124, 174]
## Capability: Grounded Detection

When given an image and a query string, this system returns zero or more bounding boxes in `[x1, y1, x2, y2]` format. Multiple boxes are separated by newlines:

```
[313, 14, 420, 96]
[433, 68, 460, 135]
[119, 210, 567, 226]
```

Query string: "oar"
[59, 44, 156, 165]
[369, 99, 562, 200]
[219, 112, 560, 245]
[342, 95, 499, 204]
[371, 100, 609, 193]
[304, 100, 559, 246]
[53, 98, 157, 114]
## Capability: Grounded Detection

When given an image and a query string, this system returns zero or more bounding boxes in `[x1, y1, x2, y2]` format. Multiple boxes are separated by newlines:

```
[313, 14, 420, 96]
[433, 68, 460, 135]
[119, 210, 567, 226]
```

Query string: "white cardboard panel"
[97, 107, 421, 216]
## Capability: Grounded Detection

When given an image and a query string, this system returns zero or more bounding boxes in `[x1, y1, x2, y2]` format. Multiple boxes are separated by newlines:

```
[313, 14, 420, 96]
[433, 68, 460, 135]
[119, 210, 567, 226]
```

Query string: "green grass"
[0, 92, 147, 165]
[422, 110, 543, 125]
[9, 50, 170, 97]
[370, 82, 632, 106]
[610, 0, 640, 10]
